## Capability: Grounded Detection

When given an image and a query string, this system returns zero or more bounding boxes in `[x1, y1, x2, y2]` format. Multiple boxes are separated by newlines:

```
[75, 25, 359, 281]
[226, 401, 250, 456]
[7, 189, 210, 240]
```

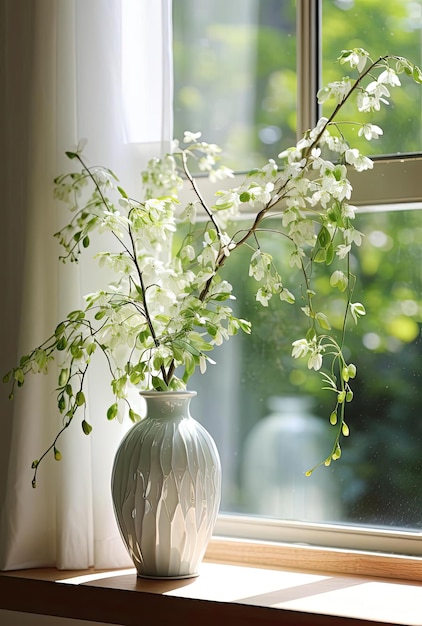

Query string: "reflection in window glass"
[172, 0, 296, 170]
[322, 0, 422, 156]
[191, 207, 422, 529]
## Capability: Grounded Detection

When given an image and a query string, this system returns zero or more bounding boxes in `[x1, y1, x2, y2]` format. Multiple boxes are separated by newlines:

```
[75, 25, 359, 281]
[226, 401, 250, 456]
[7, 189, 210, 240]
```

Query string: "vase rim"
[140, 389, 197, 398]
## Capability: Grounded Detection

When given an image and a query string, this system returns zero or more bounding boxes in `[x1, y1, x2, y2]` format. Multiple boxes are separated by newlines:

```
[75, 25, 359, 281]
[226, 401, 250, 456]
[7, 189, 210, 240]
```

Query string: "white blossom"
[208, 166, 234, 183]
[378, 68, 401, 87]
[336, 244, 352, 259]
[317, 79, 352, 105]
[345, 149, 374, 172]
[255, 286, 272, 307]
[339, 48, 369, 73]
[358, 123, 383, 140]
[184, 131, 202, 143]
[291, 338, 310, 359]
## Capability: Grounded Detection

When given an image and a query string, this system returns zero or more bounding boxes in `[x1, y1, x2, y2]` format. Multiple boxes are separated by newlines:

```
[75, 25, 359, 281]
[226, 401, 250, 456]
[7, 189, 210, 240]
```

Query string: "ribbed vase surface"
[111, 390, 221, 579]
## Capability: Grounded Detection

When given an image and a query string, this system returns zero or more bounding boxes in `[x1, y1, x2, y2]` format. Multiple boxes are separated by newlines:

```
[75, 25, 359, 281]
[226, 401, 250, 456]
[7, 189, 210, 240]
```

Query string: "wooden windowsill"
[1, 541, 421, 625]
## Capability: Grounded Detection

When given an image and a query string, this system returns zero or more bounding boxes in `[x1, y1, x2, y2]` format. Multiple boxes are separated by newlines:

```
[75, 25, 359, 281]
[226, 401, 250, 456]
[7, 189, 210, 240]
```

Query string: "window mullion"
[296, 0, 321, 137]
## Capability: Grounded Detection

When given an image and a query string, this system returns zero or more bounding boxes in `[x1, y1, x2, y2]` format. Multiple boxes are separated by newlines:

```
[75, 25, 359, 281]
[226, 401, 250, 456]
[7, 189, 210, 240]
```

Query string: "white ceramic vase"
[111, 390, 221, 579]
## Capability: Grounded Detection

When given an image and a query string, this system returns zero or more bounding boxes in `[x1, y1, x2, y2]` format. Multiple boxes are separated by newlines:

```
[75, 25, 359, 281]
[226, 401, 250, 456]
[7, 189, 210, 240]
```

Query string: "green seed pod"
[348, 363, 357, 378]
[332, 446, 342, 460]
[329, 411, 337, 425]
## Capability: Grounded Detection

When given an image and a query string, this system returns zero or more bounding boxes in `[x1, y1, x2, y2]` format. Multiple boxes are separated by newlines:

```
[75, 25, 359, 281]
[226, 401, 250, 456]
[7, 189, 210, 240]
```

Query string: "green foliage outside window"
[174, 1, 422, 527]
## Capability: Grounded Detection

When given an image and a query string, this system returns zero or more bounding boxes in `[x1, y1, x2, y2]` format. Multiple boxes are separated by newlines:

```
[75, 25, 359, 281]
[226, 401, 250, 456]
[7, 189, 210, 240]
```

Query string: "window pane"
[173, 0, 422, 535]
[322, 0, 422, 157]
[191, 206, 422, 530]
[173, 0, 296, 170]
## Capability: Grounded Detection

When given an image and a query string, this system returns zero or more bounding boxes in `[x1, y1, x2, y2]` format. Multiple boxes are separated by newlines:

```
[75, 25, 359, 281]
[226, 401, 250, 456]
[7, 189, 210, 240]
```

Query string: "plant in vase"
[4, 49, 422, 578]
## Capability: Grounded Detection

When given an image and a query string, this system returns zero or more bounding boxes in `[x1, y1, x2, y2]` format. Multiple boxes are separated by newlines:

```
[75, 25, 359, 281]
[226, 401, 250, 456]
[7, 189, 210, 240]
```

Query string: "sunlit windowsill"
[1, 538, 421, 625]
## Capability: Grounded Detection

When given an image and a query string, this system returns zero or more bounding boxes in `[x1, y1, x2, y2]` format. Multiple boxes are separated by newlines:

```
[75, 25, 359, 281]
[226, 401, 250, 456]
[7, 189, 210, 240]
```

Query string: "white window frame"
[198, 0, 422, 558]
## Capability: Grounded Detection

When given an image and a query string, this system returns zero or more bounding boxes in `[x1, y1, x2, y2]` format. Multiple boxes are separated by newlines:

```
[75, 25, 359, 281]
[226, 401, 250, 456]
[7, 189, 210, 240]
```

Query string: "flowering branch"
[4, 49, 422, 482]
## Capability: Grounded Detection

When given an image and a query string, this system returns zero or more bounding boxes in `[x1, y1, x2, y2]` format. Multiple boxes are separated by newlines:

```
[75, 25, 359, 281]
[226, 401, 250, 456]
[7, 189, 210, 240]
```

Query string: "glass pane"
[172, 0, 296, 170]
[190, 206, 422, 529]
[322, 0, 422, 157]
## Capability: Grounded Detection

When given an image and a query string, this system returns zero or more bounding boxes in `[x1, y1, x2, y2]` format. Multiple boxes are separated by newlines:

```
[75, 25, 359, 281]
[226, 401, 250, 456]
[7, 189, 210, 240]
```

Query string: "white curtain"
[0, 0, 173, 570]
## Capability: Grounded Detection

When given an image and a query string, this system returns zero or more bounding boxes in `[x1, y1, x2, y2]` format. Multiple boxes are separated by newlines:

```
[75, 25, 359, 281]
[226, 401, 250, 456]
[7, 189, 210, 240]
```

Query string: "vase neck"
[141, 390, 196, 421]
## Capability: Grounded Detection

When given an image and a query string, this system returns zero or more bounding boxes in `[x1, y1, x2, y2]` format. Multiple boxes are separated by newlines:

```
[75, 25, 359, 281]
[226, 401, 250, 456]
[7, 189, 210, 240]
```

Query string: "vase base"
[136, 571, 199, 580]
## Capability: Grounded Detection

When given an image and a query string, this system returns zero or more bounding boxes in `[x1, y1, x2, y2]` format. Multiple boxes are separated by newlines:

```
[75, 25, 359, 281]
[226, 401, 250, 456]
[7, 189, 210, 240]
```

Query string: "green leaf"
[151, 376, 168, 391]
[413, 65, 422, 83]
[183, 352, 196, 381]
[306, 327, 316, 342]
[315, 312, 331, 330]
[19, 354, 30, 367]
[14, 369, 24, 385]
[68, 310, 85, 321]
[94, 309, 107, 320]
[75, 391, 85, 406]
[238, 318, 252, 334]
[58, 368, 69, 387]
[58, 395, 66, 412]
[55, 322, 66, 337]
[82, 419, 93, 435]
[317, 226, 331, 248]
[57, 336, 67, 351]
[129, 409, 141, 423]
[117, 186, 128, 199]
[313, 248, 326, 263]
[107, 403, 118, 420]
[86, 342, 96, 356]
[330, 270, 348, 292]
[70, 344, 83, 359]
[325, 242, 335, 265]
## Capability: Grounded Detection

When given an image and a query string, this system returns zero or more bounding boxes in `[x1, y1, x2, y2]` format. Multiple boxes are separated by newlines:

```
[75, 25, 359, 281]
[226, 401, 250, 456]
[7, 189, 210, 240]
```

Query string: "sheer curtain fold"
[0, 0, 173, 570]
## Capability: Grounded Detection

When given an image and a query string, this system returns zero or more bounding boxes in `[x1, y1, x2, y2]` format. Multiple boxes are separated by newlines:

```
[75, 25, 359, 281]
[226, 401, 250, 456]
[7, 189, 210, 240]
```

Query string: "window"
[173, 0, 297, 170]
[173, 0, 422, 552]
